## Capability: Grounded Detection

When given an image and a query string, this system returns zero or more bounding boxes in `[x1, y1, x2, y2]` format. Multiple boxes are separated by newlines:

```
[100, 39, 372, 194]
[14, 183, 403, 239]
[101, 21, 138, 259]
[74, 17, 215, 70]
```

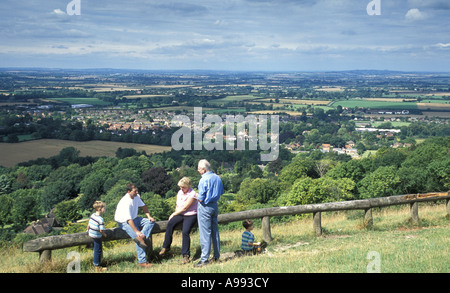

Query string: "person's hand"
[148, 216, 155, 222]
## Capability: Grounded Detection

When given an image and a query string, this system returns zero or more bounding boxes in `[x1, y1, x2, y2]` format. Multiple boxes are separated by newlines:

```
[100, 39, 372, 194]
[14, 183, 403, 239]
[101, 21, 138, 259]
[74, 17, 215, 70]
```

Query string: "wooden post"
[39, 250, 51, 263]
[446, 199, 450, 216]
[313, 212, 322, 236]
[410, 202, 419, 224]
[262, 216, 272, 243]
[364, 208, 373, 227]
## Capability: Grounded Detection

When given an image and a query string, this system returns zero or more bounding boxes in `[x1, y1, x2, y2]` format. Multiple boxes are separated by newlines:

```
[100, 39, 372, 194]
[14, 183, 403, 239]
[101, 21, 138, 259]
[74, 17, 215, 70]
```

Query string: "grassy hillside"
[1, 203, 448, 273]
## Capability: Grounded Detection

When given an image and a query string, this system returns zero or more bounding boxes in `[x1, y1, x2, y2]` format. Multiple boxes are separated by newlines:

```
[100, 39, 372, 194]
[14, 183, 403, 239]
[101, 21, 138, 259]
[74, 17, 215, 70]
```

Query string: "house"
[321, 144, 331, 152]
[23, 212, 60, 236]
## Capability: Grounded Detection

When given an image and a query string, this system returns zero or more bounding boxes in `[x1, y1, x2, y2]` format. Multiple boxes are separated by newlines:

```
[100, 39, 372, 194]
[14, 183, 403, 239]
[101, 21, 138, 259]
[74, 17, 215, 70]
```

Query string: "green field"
[333, 99, 418, 110]
[48, 97, 110, 106]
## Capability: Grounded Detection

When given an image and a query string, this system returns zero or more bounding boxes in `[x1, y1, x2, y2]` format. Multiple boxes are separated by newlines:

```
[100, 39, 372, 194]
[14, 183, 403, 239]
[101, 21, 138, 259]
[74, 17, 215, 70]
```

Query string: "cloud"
[405, 8, 427, 21]
[52, 9, 66, 15]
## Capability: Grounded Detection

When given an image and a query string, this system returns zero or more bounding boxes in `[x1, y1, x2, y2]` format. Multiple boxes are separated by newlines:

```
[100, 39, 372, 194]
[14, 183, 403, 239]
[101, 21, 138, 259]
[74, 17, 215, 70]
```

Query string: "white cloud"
[405, 8, 427, 21]
[52, 9, 66, 15]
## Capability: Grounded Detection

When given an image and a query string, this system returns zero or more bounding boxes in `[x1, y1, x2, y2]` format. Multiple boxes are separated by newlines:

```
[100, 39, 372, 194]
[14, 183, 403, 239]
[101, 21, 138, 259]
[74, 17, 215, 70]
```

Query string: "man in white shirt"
[115, 183, 155, 268]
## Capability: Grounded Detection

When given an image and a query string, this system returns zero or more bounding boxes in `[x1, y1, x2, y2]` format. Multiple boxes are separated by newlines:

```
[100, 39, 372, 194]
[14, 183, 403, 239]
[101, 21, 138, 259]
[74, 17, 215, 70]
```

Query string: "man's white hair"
[198, 159, 210, 171]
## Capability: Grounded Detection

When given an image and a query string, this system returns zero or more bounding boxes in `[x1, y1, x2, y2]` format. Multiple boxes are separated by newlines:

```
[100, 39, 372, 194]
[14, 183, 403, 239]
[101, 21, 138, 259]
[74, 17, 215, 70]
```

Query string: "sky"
[1, 0, 450, 72]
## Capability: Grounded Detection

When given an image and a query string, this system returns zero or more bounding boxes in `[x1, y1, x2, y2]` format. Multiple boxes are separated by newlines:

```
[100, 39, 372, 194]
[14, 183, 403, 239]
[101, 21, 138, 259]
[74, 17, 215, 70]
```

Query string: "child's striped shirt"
[88, 213, 105, 239]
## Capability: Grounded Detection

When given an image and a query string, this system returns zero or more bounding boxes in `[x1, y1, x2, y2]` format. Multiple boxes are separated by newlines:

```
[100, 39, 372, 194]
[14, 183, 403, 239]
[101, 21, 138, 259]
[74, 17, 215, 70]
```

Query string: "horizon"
[2, 67, 450, 74]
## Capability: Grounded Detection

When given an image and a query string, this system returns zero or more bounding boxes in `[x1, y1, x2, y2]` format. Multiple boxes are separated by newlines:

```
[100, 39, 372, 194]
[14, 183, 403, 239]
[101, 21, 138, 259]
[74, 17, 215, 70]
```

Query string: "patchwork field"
[0, 139, 171, 168]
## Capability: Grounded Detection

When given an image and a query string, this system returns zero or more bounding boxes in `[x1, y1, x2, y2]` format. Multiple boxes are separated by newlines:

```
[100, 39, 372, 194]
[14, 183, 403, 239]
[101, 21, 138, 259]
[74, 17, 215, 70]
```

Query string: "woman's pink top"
[177, 188, 198, 216]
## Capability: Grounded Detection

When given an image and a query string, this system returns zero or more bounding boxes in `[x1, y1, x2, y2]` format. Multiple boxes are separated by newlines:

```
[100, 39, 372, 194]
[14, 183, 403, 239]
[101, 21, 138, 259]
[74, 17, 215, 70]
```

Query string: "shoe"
[194, 260, 208, 268]
[181, 255, 190, 264]
[94, 266, 107, 272]
[134, 235, 148, 249]
[138, 262, 153, 268]
[159, 247, 170, 255]
[210, 257, 220, 263]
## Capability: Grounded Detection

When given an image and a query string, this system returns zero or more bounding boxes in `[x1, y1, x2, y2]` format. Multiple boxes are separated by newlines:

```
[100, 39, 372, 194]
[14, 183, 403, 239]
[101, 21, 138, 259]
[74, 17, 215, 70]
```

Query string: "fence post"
[313, 212, 322, 236]
[446, 199, 450, 216]
[262, 216, 272, 243]
[39, 250, 52, 263]
[364, 208, 373, 227]
[410, 202, 419, 224]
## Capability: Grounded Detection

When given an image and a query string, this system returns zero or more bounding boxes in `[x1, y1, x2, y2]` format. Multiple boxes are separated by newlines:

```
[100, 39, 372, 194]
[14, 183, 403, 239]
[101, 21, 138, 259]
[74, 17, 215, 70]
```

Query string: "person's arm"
[141, 205, 155, 222]
[127, 218, 143, 237]
[169, 197, 196, 220]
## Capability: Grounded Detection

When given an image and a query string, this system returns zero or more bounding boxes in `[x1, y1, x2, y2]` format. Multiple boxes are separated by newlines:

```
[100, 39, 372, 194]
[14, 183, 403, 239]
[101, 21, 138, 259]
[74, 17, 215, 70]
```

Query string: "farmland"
[0, 139, 171, 167]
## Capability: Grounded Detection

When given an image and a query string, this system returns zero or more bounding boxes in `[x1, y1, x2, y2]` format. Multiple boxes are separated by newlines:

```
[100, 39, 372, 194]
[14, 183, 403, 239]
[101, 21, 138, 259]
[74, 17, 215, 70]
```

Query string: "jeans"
[118, 217, 155, 264]
[197, 202, 220, 263]
[162, 214, 197, 257]
[92, 238, 102, 266]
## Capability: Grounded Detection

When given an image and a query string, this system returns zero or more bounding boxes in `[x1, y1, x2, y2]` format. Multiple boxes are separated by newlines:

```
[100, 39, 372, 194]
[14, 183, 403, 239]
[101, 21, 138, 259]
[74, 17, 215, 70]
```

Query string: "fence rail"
[23, 191, 450, 262]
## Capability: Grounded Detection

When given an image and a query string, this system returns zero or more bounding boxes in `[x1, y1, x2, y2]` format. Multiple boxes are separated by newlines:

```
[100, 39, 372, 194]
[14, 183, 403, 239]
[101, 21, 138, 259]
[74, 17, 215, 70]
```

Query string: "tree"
[55, 199, 82, 224]
[280, 176, 355, 206]
[234, 178, 281, 209]
[0, 195, 13, 227]
[279, 157, 316, 185]
[10, 189, 42, 227]
[141, 167, 175, 197]
[78, 168, 111, 211]
[358, 166, 401, 199]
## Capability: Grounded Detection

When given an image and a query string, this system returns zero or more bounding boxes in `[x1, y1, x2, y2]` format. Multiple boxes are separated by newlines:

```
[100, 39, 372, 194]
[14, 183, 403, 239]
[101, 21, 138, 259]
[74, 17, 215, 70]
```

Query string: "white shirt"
[114, 193, 145, 223]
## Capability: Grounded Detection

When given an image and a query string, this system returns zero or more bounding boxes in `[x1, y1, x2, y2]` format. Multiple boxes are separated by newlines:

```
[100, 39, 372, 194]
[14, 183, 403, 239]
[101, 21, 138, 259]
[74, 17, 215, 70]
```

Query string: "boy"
[88, 201, 107, 272]
[241, 219, 261, 255]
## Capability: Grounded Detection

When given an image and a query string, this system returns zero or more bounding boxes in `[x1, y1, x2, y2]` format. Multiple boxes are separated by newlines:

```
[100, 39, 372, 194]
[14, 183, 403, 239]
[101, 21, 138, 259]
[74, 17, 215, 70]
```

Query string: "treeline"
[0, 136, 448, 244]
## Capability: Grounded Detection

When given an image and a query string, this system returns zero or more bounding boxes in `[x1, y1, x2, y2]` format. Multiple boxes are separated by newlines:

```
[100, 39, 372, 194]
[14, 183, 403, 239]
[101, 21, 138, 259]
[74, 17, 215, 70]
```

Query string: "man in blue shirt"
[195, 159, 224, 267]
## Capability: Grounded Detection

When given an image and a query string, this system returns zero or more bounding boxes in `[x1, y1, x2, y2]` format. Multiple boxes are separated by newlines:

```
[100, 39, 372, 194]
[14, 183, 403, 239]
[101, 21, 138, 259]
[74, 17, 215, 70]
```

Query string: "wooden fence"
[23, 191, 450, 262]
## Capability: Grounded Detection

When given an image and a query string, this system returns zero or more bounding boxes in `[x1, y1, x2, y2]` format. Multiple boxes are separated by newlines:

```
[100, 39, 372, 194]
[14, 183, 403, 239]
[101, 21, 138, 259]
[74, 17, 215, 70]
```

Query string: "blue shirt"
[197, 171, 224, 204]
[241, 231, 255, 251]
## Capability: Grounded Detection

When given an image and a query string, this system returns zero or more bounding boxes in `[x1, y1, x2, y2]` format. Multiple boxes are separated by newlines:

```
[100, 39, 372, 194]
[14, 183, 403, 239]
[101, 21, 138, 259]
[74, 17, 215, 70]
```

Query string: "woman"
[159, 177, 198, 264]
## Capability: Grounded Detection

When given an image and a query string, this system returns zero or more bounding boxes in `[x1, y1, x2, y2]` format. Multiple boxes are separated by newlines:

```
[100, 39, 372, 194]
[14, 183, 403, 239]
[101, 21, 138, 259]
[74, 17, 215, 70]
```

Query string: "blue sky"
[1, 0, 449, 71]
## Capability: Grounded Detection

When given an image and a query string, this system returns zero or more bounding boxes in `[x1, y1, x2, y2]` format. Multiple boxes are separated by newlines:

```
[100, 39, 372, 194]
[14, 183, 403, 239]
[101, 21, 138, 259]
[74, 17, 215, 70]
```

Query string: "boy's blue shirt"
[197, 171, 224, 204]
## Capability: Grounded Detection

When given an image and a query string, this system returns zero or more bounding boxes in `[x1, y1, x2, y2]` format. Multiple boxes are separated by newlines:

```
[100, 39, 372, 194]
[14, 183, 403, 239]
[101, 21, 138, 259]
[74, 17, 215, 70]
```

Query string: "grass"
[2, 203, 448, 273]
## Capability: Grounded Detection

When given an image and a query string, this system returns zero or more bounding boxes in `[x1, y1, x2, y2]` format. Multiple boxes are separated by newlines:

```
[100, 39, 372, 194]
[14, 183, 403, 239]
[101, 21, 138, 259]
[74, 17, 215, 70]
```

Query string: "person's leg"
[210, 203, 220, 260]
[134, 217, 154, 263]
[197, 204, 212, 263]
[181, 215, 197, 257]
[138, 217, 155, 239]
[93, 238, 102, 266]
[162, 215, 183, 249]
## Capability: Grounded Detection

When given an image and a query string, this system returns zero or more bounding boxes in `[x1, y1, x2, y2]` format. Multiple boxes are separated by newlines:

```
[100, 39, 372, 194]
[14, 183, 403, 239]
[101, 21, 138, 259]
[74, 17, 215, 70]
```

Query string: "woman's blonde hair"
[178, 177, 191, 188]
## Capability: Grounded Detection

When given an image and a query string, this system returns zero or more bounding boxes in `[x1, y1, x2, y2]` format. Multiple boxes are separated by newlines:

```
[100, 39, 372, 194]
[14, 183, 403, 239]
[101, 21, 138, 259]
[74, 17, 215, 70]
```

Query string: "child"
[88, 201, 107, 272]
[241, 219, 261, 255]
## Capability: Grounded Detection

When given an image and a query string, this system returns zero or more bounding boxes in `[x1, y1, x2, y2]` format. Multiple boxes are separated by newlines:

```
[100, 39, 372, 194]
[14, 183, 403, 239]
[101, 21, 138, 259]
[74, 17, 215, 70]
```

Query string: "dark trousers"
[92, 238, 102, 266]
[162, 214, 197, 257]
